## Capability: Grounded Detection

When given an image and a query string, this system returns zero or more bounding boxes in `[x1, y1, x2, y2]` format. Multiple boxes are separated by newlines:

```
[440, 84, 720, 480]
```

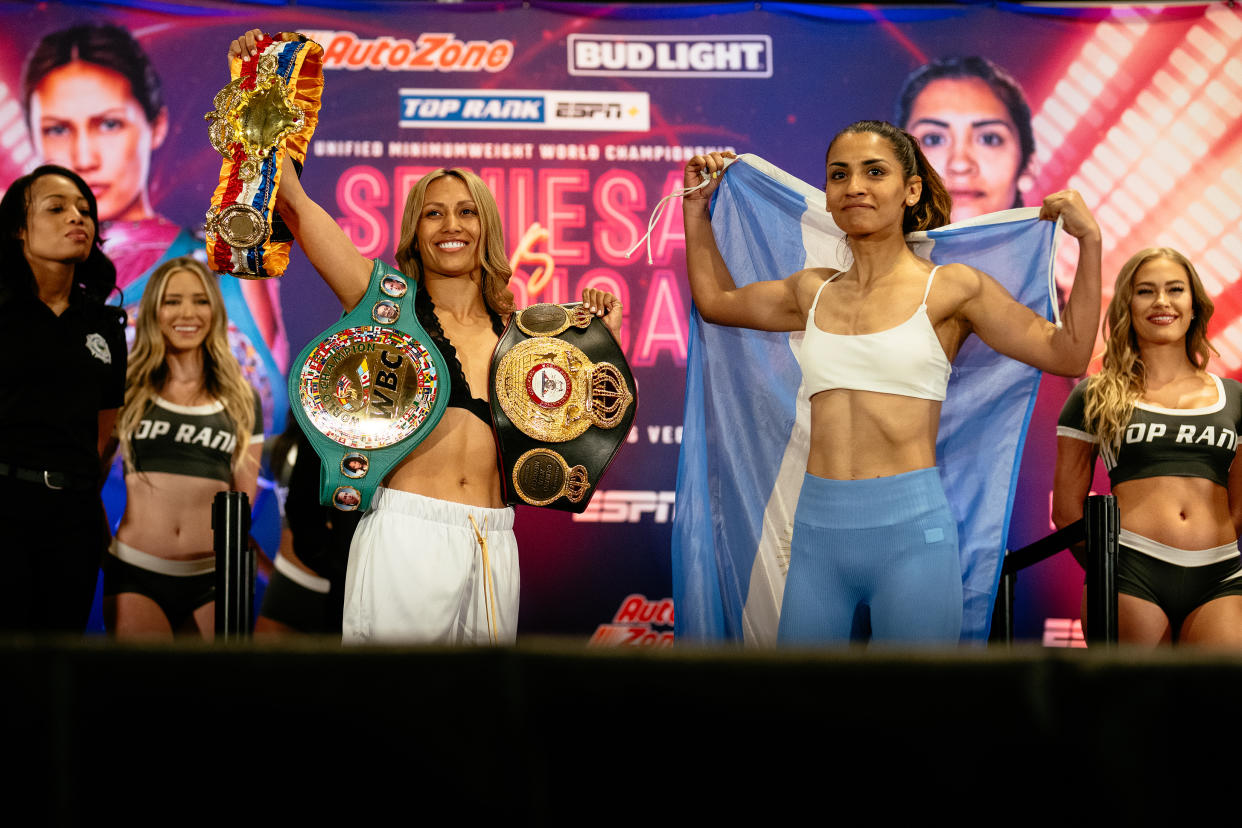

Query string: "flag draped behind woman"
[673, 155, 1060, 643]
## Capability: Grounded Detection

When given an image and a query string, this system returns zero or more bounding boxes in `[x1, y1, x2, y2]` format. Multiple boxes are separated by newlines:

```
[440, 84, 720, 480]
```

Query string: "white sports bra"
[798, 265, 952, 401]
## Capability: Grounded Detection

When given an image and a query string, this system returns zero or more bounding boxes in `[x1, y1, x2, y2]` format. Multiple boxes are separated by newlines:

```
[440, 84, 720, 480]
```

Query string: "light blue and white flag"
[672, 155, 1059, 644]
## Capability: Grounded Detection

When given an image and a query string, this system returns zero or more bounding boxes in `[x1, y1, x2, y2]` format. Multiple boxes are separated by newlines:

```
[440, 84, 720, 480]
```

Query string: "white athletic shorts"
[342, 487, 518, 645]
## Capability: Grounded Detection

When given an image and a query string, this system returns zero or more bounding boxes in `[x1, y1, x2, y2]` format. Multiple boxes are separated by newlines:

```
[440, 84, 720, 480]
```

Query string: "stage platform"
[4, 638, 1237, 823]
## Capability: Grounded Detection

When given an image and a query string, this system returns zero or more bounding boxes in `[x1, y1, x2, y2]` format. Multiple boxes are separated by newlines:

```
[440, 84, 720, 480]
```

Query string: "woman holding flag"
[683, 120, 1101, 644]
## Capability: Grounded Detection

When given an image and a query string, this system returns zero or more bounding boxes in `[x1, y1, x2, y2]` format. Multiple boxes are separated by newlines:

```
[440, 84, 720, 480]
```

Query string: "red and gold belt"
[205, 32, 323, 279]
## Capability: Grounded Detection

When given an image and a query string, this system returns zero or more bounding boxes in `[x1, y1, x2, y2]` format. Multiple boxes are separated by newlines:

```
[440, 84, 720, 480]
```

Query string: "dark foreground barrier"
[2, 637, 1238, 824]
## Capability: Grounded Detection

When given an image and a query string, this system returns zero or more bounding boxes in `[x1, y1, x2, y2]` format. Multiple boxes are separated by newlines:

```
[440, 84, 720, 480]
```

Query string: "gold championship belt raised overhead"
[490, 303, 637, 512]
[205, 32, 323, 279]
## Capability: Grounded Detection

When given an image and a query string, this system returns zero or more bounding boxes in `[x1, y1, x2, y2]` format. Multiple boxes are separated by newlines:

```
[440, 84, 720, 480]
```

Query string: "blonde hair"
[394, 168, 515, 316]
[117, 257, 256, 473]
[1084, 247, 1216, 449]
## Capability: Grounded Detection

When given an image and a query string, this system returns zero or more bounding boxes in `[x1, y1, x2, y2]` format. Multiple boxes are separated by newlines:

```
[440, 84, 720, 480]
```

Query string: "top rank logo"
[399, 89, 650, 131]
[568, 34, 772, 78]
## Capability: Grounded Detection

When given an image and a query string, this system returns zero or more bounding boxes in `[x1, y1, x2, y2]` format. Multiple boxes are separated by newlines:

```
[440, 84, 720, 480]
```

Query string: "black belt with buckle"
[0, 462, 97, 491]
[489, 303, 637, 513]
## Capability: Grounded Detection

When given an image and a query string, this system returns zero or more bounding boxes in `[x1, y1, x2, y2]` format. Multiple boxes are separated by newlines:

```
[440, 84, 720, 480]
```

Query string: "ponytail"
[904, 137, 952, 232]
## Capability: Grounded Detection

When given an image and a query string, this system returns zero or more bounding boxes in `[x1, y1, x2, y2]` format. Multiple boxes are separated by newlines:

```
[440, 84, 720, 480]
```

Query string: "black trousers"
[0, 476, 107, 634]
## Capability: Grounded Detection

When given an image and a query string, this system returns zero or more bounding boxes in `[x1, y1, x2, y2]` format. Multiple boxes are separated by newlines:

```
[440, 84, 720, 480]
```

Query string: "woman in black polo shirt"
[0, 165, 125, 633]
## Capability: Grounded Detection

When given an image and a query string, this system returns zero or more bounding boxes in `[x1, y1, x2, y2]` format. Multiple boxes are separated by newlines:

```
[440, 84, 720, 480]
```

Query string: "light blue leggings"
[777, 468, 962, 645]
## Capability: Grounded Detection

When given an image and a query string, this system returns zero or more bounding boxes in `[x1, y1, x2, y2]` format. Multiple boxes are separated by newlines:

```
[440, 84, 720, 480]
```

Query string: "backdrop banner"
[4, 1, 1238, 641]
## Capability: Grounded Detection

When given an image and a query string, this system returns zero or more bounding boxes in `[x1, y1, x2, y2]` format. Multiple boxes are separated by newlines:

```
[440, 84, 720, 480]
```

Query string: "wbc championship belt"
[289, 261, 450, 512]
[490, 303, 637, 512]
[205, 32, 323, 279]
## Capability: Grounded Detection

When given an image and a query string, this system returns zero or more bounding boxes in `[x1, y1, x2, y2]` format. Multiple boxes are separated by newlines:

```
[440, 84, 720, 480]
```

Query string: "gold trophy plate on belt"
[207, 67, 307, 181]
[489, 302, 637, 512]
[493, 337, 634, 444]
[296, 326, 443, 450]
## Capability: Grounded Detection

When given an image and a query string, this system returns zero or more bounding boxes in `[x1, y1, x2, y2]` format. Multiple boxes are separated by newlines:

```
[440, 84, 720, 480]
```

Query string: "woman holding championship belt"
[229, 30, 621, 644]
[109, 257, 262, 639]
[0, 165, 124, 632]
[1054, 249, 1242, 646]
[683, 121, 1101, 645]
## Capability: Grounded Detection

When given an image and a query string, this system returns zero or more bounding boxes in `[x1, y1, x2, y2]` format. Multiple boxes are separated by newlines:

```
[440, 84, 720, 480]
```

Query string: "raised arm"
[228, 30, 372, 311]
[959, 190, 1102, 376]
[683, 152, 806, 332]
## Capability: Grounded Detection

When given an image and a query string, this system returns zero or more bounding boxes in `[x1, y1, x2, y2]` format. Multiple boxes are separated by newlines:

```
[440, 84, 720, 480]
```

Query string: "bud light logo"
[568, 34, 772, 78]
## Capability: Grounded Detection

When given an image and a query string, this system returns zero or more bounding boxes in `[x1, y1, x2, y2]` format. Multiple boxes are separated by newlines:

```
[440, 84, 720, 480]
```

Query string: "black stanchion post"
[212, 490, 253, 640]
[1084, 493, 1119, 647]
[989, 566, 1015, 646]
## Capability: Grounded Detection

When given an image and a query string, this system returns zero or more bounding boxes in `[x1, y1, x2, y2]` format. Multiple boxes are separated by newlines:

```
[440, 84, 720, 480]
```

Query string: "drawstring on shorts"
[468, 514, 499, 645]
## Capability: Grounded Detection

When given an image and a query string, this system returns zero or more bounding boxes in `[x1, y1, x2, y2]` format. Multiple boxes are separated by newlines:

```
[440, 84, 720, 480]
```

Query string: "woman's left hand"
[228, 29, 265, 63]
[582, 288, 623, 341]
[1039, 189, 1101, 244]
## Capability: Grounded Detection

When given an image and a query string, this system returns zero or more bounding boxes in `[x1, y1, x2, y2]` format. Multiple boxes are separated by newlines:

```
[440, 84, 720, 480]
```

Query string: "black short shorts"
[259, 564, 340, 635]
[102, 552, 214, 629]
[1116, 545, 1242, 636]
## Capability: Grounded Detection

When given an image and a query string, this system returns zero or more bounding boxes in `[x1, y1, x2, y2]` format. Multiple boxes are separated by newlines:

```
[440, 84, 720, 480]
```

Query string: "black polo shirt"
[0, 290, 126, 477]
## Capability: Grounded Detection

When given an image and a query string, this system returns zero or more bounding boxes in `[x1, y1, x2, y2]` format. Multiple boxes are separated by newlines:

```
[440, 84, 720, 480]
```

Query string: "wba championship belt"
[289, 261, 449, 512]
[490, 303, 637, 512]
[205, 32, 323, 279]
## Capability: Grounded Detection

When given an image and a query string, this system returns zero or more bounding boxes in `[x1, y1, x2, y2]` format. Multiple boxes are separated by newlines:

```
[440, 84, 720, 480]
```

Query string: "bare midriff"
[1113, 475, 1235, 550]
[385, 408, 505, 508]
[806, 389, 941, 480]
[117, 471, 227, 561]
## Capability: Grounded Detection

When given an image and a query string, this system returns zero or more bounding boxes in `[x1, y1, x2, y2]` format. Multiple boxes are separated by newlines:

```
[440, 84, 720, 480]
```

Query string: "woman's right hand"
[228, 29, 265, 64]
[684, 151, 737, 209]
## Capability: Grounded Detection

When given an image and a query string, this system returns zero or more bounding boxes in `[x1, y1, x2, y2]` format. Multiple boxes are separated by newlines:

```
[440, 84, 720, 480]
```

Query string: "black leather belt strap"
[0, 462, 97, 491]
[489, 303, 637, 513]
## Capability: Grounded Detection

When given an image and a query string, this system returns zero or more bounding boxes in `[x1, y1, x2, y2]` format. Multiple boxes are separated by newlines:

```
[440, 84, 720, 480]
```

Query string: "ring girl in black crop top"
[1055, 247, 1242, 647]
[683, 121, 1102, 646]
[109, 257, 263, 639]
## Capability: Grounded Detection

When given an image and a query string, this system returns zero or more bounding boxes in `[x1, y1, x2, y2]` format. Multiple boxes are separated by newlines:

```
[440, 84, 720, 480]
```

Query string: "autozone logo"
[399, 89, 649, 131]
[302, 30, 513, 72]
[568, 34, 772, 78]
[589, 594, 674, 648]
[572, 490, 675, 523]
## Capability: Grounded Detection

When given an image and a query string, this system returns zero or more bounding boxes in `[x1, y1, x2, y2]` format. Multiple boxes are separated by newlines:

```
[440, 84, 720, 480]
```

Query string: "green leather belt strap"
[289, 260, 450, 511]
